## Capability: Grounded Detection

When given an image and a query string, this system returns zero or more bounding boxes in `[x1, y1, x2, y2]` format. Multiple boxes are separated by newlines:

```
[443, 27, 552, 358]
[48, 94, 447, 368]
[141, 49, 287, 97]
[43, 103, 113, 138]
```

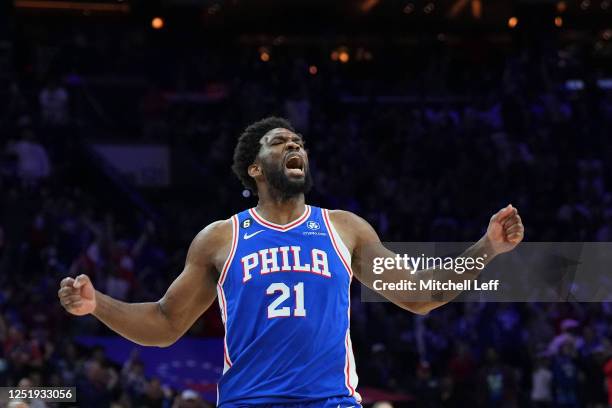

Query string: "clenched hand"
[486, 204, 525, 255]
[58, 274, 97, 316]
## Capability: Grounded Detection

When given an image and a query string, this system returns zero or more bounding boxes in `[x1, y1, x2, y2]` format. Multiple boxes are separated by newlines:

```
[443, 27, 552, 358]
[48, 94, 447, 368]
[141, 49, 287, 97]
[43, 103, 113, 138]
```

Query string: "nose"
[286, 140, 301, 151]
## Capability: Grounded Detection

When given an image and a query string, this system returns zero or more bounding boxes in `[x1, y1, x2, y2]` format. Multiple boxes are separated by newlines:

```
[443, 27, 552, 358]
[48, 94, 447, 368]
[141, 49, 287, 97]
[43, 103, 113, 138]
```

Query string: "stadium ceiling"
[12, 0, 611, 33]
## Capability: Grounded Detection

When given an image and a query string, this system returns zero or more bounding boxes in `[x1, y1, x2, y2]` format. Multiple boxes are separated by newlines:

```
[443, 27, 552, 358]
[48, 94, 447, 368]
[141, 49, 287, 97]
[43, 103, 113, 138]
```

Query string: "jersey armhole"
[218, 214, 239, 287]
[322, 209, 353, 278]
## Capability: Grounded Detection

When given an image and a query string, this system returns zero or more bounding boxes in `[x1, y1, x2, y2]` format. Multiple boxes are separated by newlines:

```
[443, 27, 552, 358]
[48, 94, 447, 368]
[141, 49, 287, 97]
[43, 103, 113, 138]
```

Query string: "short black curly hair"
[232, 116, 296, 192]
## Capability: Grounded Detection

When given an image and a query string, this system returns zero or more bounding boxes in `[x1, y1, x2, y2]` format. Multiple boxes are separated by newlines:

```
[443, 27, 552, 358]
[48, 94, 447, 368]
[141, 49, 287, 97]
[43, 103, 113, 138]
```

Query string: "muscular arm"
[330, 205, 523, 315]
[58, 219, 232, 347]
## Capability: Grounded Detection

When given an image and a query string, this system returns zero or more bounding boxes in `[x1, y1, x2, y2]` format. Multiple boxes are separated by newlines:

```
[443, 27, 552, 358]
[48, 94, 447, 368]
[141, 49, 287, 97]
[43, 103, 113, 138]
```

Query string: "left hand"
[485, 204, 524, 255]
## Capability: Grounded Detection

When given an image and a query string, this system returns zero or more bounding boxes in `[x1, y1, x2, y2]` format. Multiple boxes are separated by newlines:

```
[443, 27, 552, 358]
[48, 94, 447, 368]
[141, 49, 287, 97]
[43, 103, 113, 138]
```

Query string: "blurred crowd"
[1, 20, 612, 408]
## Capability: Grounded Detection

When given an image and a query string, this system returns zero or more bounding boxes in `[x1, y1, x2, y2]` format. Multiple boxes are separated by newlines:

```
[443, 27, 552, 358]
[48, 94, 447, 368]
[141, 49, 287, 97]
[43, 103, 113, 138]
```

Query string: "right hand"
[58, 274, 97, 316]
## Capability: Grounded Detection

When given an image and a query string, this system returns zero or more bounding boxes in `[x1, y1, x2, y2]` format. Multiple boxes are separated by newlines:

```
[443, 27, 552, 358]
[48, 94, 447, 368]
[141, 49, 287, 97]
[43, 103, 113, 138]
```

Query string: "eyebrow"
[269, 134, 304, 143]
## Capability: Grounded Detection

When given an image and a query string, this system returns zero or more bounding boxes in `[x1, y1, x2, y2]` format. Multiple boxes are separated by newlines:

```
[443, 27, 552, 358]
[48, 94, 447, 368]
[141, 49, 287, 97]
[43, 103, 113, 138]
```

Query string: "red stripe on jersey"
[219, 215, 239, 286]
[345, 332, 355, 396]
[218, 215, 238, 367]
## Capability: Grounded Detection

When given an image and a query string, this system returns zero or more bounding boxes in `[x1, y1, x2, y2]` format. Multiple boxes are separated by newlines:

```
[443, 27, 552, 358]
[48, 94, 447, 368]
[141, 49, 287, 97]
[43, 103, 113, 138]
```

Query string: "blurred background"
[0, 0, 611, 406]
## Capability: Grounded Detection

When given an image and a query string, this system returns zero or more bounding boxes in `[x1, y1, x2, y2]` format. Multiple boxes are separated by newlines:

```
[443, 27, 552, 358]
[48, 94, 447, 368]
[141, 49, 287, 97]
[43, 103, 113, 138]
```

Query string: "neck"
[255, 193, 306, 225]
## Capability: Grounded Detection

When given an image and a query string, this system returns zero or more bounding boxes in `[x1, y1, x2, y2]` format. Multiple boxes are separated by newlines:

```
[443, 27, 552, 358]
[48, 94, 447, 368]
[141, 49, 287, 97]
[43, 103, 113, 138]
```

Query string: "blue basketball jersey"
[215, 205, 361, 407]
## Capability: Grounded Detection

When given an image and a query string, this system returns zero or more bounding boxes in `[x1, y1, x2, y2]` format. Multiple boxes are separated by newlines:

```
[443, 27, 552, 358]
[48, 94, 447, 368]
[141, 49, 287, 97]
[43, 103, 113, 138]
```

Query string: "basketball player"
[58, 117, 524, 407]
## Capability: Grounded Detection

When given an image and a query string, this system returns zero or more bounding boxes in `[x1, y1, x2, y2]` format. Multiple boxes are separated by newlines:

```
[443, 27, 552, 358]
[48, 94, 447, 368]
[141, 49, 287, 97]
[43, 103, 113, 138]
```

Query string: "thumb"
[73, 274, 90, 289]
[492, 204, 515, 223]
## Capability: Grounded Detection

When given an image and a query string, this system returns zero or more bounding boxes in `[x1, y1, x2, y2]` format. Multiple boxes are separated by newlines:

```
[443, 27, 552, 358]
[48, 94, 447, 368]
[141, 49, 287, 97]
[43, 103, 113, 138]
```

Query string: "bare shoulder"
[187, 218, 235, 272]
[327, 209, 380, 252]
[328, 209, 367, 229]
[328, 209, 375, 231]
[192, 218, 233, 247]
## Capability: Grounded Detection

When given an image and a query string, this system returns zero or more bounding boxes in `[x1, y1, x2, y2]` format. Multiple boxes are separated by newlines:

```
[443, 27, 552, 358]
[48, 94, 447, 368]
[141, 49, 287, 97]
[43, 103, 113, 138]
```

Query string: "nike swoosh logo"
[243, 230, 264, 240]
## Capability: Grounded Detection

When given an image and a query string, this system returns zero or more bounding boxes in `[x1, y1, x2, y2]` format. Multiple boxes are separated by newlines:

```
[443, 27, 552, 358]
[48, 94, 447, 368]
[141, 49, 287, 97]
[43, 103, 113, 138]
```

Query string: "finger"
[61, 295, 83, 306]
[65, 302, 83, 310]
[62, 295, 83, 304]
[492, 204, 517, 224]
[505, 223, 524, 235]
[58, 286, 79, 298]
[503, 214, 522, 229]
[508, 234, 523, 244]
[59, 285, 79, 294]
[73, 274, 90, 289]
[60, 277, 75, 287]
[507, 230, 524, 243]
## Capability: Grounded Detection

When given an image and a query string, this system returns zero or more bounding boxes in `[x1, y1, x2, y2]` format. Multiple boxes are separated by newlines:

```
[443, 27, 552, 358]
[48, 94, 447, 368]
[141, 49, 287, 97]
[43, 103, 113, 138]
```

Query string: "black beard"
[261, 159, 313, 201]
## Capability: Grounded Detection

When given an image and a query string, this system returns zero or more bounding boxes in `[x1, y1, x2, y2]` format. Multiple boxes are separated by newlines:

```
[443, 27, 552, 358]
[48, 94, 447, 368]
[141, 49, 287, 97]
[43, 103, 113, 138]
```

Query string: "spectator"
[76, 360, 117, 408]
[5, 128, 51, 186]
[17, 377, 48, 408]
[531, 355, 553, 408]
[412, 361, 439, 408]
[172, 389, 209, 408]
[603, 350, 612, 408]
[372, 402, 394, 408]
[478, 348, 518, 408]
[135, 377, 166, 408]
[548, 318, 582, 355]
[121, 352, 147, 398]
[39, 78, 69, 126]
[552, 341, 581, 408]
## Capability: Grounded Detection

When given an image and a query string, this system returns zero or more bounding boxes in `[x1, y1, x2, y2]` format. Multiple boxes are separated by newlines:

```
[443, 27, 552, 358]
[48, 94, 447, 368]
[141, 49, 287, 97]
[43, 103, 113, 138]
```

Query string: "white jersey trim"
[219, 215, 239, 287]
[322, 209, 353, 278]
[323, 209, 360, 400]
[345, 329, 361, 402]
[249, 205, 311, 232]
[217, 214, 238, 379]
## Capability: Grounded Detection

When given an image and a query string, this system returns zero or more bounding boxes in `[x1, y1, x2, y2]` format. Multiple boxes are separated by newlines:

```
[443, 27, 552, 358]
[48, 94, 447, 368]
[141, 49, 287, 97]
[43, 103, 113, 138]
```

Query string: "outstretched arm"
[330, 205, 524, 315]
[57, 219, 232, 347]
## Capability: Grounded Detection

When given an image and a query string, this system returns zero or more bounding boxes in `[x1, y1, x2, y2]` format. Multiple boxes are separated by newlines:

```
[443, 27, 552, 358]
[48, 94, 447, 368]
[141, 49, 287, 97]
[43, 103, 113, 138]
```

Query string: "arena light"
[403, 3, 414, 14]
[508, 16, 518, 28]
[580, 0, 590, 10]
[360, 0, 379, 13]
[309, 65, 318, 75]
[555, 16, 563, 27]
[258, 47, 270, 62]
[330, 50, 339, 61]
[151, 17, 164, 30]
[423, 2, 434, 14]
[471, 0, 482, 19]
[338, 50, 350, 63]
[448, 0, 484, 19]
[556, 1, 567, 13]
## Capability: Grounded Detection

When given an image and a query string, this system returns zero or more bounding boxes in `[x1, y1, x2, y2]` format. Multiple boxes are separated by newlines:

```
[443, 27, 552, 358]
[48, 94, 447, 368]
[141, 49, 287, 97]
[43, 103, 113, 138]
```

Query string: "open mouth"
[284, 154, 305, 177]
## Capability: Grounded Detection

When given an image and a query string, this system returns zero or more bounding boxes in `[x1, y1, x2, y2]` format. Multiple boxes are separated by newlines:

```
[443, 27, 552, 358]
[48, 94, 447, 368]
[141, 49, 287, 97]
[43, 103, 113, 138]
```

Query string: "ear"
[248, 163, 261, 178]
